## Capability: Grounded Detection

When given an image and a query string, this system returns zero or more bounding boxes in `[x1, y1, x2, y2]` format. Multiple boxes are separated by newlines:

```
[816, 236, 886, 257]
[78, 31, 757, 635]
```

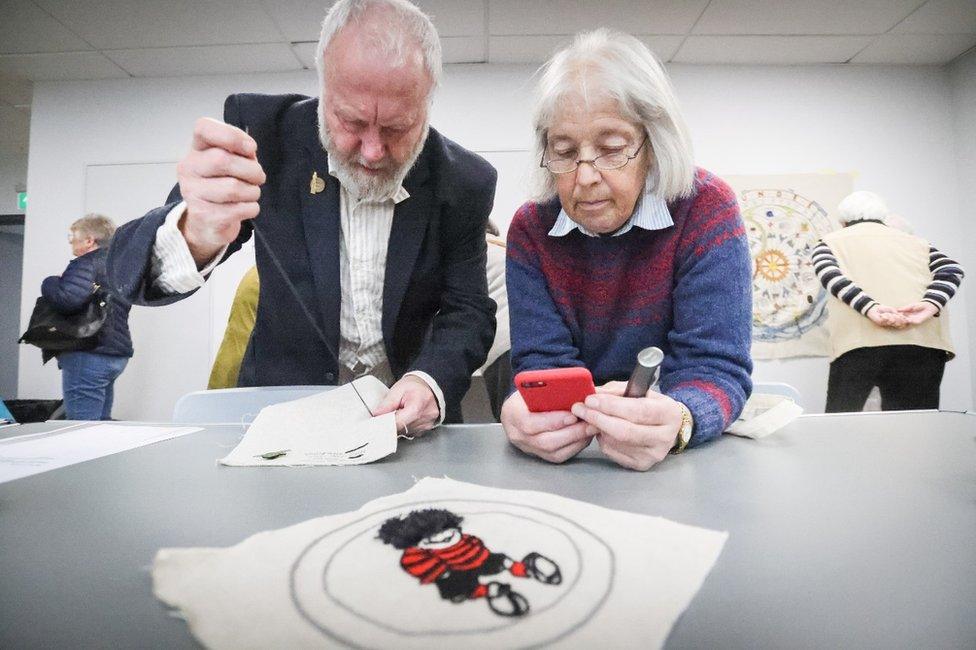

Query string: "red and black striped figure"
[377, 509, 562, 617]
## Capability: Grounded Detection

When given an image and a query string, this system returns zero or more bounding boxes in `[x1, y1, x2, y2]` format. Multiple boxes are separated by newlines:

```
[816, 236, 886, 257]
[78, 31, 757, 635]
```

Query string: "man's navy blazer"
[107, 93, 498, 421]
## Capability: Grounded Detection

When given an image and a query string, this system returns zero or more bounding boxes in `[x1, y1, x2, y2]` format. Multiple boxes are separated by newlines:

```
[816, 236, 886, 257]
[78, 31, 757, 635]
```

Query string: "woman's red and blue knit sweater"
[506, 168, 753, 446]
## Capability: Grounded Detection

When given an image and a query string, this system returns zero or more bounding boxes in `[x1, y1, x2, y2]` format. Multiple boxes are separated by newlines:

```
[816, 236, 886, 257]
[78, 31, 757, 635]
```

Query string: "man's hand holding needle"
[176, 117, 266, 267]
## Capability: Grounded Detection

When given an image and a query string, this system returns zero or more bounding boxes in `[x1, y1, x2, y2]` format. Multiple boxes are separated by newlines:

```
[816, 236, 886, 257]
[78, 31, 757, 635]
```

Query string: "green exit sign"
[17, 191, 27, 211]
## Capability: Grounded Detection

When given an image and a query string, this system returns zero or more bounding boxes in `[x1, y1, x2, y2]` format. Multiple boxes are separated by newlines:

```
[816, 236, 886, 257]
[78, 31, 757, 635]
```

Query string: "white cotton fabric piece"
[152, 477, 728, 649]
[725, 393, 804, 439]
[219, 376, 396, 466]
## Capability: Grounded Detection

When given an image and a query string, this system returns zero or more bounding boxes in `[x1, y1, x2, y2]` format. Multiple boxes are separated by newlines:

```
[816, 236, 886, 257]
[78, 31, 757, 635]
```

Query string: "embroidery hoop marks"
[289, 498, 615, 649]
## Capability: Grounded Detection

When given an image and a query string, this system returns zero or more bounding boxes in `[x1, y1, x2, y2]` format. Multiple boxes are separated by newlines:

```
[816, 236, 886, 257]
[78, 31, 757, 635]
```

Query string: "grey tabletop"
[1, 411, 974, 648]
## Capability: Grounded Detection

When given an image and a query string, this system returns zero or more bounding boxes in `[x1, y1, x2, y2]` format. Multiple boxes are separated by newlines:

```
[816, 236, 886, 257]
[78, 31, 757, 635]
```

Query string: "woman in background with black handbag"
[40, 214, 133, 420]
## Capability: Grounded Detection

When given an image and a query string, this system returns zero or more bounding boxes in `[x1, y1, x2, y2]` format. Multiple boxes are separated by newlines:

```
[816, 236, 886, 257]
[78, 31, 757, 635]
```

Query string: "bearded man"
[107, 0, 497, 431]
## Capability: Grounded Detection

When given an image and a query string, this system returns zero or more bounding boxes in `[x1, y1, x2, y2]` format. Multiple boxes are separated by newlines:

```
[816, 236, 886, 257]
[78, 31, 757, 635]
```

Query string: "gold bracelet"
[670, 402, 694, 454]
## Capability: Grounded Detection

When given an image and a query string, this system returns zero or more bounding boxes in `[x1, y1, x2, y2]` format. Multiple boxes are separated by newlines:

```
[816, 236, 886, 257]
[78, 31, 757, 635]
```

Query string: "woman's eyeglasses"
[541, 136, 648, 174]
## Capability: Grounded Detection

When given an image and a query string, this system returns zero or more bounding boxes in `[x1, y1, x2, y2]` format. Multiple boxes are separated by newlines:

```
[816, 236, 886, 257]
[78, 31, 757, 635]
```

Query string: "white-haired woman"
[501, 30, 753, 471]
[811, 191, 964, 412]
[42, 214, 132, 420]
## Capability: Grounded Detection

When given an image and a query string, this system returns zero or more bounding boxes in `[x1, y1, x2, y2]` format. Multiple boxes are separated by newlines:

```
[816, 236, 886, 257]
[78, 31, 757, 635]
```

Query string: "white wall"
[949, 50, 976, 407]
[18, 63, 973, 417]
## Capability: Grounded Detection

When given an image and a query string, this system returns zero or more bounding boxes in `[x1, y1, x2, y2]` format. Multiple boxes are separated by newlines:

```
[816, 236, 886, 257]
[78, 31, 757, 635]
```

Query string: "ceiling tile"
[489, 0, 709, 36]
[292, 38, 485, 70]
[0, 51, 128, 81]
[441, 36, 487, 63]
[414, 0, 486, 37]
[291, 41, 317, 69]
[488, 34, 570, 63]
[892, 0, 976, 34]
[0, 77, 33, 105]
[0, 0, 94, 54]
[263, 0, 484, 43]
[35, 0, 284, 49]
[673, 35, 873, 64]
[639, 35, 686, 61]
[259, 0, 328, 42]
[489, 33, 683, 63]
[105, 43, 303, 78]
[694, 0, 923, 35]
[851, 33, 976, 63]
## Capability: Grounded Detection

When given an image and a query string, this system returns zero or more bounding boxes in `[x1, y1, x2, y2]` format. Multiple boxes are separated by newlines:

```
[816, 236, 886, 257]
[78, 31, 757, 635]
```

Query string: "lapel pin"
[310, 171, 326, 194]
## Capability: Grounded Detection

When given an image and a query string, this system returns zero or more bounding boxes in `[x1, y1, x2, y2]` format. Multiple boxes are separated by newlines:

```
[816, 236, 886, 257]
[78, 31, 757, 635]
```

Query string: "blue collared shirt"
[548, 191, 673, 237]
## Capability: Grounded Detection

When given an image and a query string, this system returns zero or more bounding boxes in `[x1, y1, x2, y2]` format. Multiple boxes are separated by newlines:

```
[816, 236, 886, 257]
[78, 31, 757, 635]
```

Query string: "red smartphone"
[515, 367, 596, 413]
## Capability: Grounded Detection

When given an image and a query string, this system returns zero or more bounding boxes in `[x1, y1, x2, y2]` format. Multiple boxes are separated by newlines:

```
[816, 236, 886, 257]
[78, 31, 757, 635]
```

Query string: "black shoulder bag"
[19, 283, 109, 357]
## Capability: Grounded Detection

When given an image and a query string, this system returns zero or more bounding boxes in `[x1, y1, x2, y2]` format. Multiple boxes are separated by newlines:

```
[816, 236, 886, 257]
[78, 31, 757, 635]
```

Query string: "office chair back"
[752, 381, 802, 404]
[172, 386, 335, 424]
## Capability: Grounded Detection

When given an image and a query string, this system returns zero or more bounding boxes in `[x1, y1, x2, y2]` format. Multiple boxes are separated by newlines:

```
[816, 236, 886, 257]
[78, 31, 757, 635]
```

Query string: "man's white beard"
[318, 109, 428, 202]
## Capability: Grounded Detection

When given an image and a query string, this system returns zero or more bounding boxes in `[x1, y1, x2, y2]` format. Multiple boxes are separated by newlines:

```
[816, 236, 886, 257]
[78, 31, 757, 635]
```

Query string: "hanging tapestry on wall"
[723, 173, 853, 360]
[152, 477, 728, 649]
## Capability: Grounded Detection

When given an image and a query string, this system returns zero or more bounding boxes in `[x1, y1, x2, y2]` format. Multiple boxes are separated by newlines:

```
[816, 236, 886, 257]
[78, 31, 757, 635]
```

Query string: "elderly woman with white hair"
[811, 190, 964, 412]
[41, 214, 133, 420]
[501, 30, 753, 471]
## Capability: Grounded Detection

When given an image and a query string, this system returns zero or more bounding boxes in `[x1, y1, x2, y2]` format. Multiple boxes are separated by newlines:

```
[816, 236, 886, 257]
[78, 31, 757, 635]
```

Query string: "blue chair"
[172, 386, 336, 424]
[752, 381, 802, 403]
[0, 400, 15, 424]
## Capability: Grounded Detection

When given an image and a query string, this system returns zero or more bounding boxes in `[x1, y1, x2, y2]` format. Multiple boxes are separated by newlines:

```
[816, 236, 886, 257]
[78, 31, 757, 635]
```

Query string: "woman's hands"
[500, 381, 686, 471]
[571, 381, 683, 471]
[500, 391, 593, 463]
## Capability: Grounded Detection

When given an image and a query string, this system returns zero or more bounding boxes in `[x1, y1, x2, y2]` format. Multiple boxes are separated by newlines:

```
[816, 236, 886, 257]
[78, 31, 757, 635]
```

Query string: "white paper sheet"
[153, 477, 728, 649]
[0, 423, 201, 484]
[219, 376, 397, 467]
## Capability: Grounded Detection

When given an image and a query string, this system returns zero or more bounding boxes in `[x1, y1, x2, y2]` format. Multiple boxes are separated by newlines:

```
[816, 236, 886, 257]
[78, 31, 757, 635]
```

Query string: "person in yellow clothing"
[208, 266, 260, 389]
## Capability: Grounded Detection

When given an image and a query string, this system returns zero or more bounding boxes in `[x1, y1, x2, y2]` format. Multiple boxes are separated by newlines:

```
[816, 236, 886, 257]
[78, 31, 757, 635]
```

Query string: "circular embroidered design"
[755, 249, 790, 282]
[289, 498, 614, 648]
[741, 189, 834, 343]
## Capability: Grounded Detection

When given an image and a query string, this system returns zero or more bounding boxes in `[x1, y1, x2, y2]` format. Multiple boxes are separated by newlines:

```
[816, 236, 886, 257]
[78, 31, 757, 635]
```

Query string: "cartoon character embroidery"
[377, 508, 562, 617]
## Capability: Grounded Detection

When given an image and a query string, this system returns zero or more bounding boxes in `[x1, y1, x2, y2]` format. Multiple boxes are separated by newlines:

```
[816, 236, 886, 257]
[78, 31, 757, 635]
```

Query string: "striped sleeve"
[811, 241, 877, 316]
[923, 245, 965, 312]
[150, 201, 227, 295]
